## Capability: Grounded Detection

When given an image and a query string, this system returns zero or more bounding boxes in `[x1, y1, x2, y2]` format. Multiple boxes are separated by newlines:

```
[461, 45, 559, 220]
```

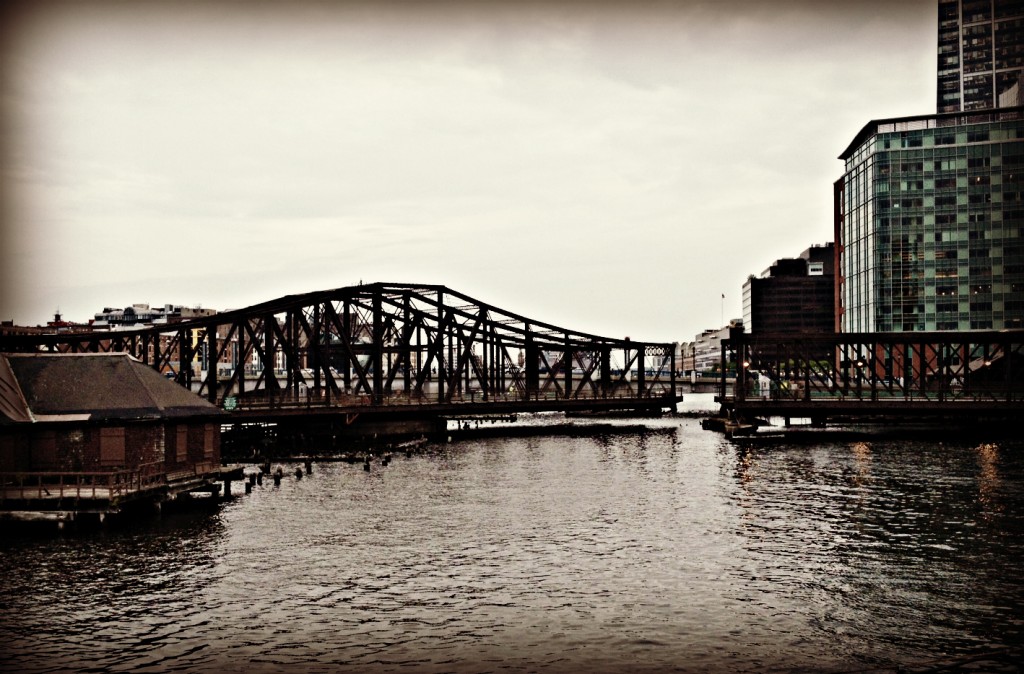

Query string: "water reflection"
[1, 509, 225, 674]
[1, 421, 1022, 673]
[975, 441, 1001, 518]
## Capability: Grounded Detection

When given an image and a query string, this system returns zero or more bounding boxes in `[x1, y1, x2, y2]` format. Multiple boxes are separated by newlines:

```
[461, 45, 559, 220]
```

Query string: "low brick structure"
[0, 353, 224, 515]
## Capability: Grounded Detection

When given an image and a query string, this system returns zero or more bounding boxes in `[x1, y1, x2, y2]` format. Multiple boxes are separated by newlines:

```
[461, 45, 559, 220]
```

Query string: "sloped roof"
[0, 353, 221, 423]
[0, 355, 32, 423]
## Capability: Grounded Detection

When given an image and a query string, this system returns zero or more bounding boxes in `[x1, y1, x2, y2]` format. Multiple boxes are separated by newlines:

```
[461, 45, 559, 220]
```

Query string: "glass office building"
[834, 107, 1024, 332]
[937, 0, 1024, 113]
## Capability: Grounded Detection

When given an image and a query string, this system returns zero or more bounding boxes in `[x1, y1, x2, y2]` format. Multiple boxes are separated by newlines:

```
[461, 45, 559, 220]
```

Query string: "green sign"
[223, 396, 237, 411]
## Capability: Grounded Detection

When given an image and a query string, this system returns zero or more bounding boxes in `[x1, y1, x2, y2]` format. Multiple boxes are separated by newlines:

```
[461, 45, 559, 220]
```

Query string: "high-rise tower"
[832, 0, 1024, 335]
[835, 108, 1023, 333]
[937, 0, 1024, 112]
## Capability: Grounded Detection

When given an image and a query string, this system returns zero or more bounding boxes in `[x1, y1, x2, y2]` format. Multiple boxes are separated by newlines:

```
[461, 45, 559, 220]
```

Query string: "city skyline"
[1, 0, 934, 343]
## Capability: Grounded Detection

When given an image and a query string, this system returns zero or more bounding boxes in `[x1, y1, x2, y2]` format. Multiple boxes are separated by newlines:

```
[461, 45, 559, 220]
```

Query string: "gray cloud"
[1, 0, 933, 341]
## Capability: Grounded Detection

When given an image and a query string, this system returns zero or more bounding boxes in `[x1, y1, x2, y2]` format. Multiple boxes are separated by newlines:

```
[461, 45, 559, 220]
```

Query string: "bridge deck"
[229, 392, 682, 421]
[723, 396, 1021, 419]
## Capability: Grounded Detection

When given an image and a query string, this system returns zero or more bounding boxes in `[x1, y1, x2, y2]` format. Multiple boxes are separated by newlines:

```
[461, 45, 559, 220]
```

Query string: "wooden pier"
[0, 462, 245, 524]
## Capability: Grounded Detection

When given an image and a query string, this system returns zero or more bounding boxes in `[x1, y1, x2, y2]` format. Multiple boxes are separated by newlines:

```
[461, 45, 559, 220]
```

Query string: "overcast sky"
[1, 0, 935, 343]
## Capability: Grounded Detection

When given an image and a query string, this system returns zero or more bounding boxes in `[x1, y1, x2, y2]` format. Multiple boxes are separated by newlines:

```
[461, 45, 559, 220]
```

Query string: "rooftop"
[0, 353, 221, 425]
[838, 105, 1024, 160]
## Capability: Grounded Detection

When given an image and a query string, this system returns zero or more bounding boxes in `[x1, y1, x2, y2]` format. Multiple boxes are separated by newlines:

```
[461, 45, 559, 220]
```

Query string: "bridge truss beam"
[719, 327, 1024, 419]
[2, 283, 679, 412]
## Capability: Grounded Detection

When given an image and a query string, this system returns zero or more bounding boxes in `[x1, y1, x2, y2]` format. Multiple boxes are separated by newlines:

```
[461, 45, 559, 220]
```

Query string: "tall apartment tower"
[937, 0, 1024, 113]
[834, 108, 1023, 333]
[834, 1, 1024, 334]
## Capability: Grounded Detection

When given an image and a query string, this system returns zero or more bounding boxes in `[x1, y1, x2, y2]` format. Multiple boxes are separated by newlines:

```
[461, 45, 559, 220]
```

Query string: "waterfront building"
[937, 0, 1024, 113]
[834, 106, 1023, 332]
[1, 312, 92, 336]
[692, 320, 743, 374]
[742, 244, 836, 335]
[678, 341, 696, 375]
[0, 353, 221, 491]
[92, 303, 217, 329]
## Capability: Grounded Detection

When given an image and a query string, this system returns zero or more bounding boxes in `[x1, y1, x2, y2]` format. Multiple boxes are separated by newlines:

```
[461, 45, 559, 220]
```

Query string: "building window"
[99, 427, 126, 467]
[31, 431, 57, 469]
[203, 424, 215, 461]
[176, 425, 188, 463]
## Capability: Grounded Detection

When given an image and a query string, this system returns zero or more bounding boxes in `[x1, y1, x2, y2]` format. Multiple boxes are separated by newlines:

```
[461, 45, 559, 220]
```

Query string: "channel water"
[2, 395, 1022, 673]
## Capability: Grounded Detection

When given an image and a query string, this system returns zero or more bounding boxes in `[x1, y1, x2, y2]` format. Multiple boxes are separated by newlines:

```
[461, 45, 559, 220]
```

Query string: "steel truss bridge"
[1, 283, 680, 424]
[717, 327, 1024, 426]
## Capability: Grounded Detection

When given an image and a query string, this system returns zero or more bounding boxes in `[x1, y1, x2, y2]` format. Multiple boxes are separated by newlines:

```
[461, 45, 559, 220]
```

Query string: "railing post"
[373, 289, 384, 405]
[564, 335, 572, 399]
[207, 327, 218, 405]
[670, 343, 677, 405]
[637, 345, 646, 398]
[735, 339, 746, 404]
[437, 290, 446, 404]
[402, 294, 412, 398]
[237, 319, 247, 403]
[178, 329, 189, 389]
[601, 346, 611, 399]
[1006, 334, 1014, 403]
[803, 353, 811, 402]
[719, 338, 728, 400]
[525, 329, 538, 401]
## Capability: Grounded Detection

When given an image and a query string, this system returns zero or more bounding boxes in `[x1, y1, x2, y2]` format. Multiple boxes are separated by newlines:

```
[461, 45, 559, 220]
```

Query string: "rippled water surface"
[3, 409, 1023, 673]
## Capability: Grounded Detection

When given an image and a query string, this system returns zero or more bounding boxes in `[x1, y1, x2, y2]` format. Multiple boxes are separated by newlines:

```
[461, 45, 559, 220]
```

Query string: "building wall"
[0, 432, 31, 471]
[693, 321, 742, 373]
[836, 108, 1024, 332]
[742, 245, 836, 335]
[748, 277, 836, 333]
[679, 341, 696, 374]
[1, 421, 218, 474]
[938, 0, 1024, 113]
[164, 422, 219, 472]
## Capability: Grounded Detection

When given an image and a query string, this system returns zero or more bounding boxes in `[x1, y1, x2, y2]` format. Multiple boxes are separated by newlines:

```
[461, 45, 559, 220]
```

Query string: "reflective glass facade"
[835, 108, 1024, 332]
[937, 0, 1024, 113]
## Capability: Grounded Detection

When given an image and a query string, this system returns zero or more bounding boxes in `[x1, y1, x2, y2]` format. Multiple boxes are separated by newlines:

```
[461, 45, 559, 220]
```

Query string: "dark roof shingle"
[0, 353, 221, 422]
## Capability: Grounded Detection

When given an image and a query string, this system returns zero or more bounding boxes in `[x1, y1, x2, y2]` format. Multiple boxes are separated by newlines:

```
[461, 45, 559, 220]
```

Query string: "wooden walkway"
[0, 462, 226, 514]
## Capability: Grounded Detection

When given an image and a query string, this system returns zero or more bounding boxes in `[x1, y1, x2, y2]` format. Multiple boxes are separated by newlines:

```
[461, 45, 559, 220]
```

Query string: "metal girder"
[0, 283, 678, 411]
[725, 329, 1024, 409]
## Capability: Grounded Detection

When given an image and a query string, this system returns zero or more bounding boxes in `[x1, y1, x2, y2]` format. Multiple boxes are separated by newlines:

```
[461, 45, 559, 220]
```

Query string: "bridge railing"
[721, 329, 1024, 406]
[227, 378, 678, 411]
[737, 377, 1021, 404]
[0, 463, 167, 504]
